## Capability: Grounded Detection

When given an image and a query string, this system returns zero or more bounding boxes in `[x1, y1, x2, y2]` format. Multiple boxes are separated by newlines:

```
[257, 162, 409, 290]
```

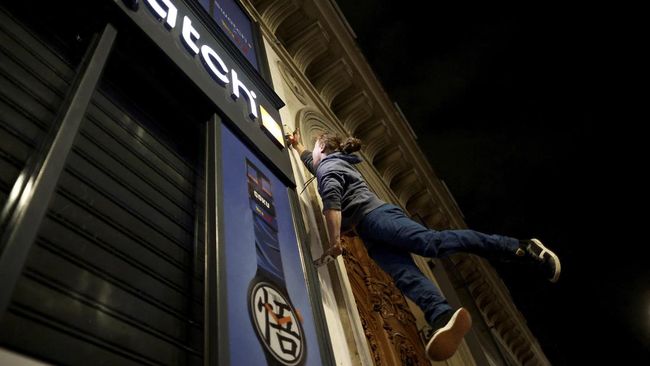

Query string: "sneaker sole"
[531, 238, 561, 283]
[425, 307, 472, 361]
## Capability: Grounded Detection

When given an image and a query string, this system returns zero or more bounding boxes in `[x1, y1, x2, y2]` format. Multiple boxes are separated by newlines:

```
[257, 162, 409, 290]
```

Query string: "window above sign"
[198, 0, 258, 70]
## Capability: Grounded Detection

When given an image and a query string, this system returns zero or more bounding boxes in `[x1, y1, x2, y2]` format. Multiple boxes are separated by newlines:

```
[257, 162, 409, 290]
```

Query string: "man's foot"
[517, 238, 561, 283]
[425, 308, 472, 361]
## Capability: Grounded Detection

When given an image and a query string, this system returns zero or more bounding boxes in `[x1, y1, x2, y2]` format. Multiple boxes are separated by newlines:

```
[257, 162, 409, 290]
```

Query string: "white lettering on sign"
[201, 45, 230, 85]
[145, 0, 177, 29]
[254, 190, 270, 209]
[181, 16, 200, 55]
[231, 69, 258, 119]
[144, 0, 260, 121]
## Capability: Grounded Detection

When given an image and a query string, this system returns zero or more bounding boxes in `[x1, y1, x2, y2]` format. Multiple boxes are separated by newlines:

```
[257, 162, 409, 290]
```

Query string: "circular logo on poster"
[249, 281, 305, 365]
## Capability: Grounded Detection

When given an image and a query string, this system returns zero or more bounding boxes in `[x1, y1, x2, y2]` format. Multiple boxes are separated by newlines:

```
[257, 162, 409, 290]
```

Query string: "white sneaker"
[517, 238, 562, 283]
[425, 307, 472, 361]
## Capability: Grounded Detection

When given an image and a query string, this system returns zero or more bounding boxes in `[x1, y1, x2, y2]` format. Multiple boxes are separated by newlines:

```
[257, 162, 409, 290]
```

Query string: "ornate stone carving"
[308, 57, 353, 107]
[250, 0, 300, 34]
[277, 60, 308, 104]
[355, 118, 386, 142]
[295, 107, 348, 150]
[363, 132, 390, 164]
[282, 21, 330, 73]
[393, 333, 422, 366]
[405, 190, 434, 222]
[373, 147, 408, 186]
[422, 206, 450, 230]
[390, 169, 425, 207]
[332, 89, 373, 135]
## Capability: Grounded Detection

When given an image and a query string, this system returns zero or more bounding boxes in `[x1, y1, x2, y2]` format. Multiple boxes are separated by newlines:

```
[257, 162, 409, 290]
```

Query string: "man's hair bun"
[340, 137, 362, 154]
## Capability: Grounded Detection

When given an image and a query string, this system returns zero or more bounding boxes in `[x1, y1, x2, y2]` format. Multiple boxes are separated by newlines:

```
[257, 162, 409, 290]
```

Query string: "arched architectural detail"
[497, 320, 517, 339]
[383, 163, 408, 190]
[307, 56, 353, 107]
[295, 106, 344, 150]
[331, 88, 373, 136]
[373, 147, 407, 185]
[405, 189, 432, 216]
[473, 282, 492, 305]
[511, 336, 528, 356]
[422, 206, 449, 229]
[360, 126, 389, 163]
[250, 0, 301, 34]
[483, 300, 502, 321]
[390, 169, 425, 207]
[278, 19, 330, 73]
[355, 118, 388, 144]
[521, 350, 537, 365]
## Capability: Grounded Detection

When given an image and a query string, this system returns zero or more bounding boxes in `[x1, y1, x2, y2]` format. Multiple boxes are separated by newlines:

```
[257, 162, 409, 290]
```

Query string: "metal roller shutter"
[1, 7, 205, 366]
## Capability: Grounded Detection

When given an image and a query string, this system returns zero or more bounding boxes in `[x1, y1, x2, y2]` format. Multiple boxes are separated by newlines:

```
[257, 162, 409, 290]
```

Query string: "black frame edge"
[287, 188, 337, 366]
[0, 23, 117, 319]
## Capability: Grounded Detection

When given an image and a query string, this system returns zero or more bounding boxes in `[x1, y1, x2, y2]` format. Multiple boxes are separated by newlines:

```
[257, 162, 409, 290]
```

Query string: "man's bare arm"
[311, 208, 343, 266]
[323, 209, 342, 248]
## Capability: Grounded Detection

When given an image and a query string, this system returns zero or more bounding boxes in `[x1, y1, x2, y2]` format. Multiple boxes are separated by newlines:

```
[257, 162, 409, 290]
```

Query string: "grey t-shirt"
[301, 150, 385, 230]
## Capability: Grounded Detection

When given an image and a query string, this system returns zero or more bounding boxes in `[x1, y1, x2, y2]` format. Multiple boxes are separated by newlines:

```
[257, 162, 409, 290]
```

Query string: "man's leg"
[358, 204, 519, 258]
[365, 240, 472, 361]
[366, 242, 452, 325]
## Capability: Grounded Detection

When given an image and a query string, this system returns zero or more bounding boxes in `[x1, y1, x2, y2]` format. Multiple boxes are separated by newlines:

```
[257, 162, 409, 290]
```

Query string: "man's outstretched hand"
[313, 243, 343, 267]
[287, 127, 301, 149]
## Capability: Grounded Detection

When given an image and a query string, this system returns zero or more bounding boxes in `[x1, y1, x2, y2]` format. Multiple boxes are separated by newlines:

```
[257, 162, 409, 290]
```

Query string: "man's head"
[311, 131, 362, 169]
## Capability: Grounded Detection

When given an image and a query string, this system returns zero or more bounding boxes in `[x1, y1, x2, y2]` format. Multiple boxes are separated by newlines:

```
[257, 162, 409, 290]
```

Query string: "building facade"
[0, 1, 550, 365]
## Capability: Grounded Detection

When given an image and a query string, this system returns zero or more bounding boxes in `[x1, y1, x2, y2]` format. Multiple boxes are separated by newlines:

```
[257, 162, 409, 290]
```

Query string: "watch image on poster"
[221, 124, 321, 365]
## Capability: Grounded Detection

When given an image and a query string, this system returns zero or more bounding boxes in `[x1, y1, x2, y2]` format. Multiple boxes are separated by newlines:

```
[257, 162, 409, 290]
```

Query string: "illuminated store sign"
[143, 0, 285, 147]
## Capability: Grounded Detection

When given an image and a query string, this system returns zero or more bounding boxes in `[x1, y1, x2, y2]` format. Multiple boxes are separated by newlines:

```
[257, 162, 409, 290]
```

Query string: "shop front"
[0, 1, 334, 365]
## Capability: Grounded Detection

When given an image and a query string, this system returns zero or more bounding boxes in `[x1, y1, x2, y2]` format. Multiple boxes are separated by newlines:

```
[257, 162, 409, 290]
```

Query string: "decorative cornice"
[331, 88, 373, 135]
[253, 0, 552, 363]
[373, 147, 406, 185]
[359, 123, 389, 162]
[250, 0, 301, 34]
[405, 189, 431, 216]
[422, 206, 449, 229]
[390, 169, 423, 198]
[308, 57, 353, 106]
[282, 20, 330, 73]
[295, 107, 345, 145]
[354, 117, 386, 141]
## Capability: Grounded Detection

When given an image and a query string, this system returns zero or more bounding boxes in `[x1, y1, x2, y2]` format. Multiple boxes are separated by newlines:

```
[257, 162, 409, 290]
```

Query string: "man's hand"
[313, 241, 343, 267]
[287, 127, 300, 148]
[286, 127, 307, 156]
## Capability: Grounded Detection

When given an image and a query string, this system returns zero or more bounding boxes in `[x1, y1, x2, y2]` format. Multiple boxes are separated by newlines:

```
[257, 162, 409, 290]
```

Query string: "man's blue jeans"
[355, 203, 519, 326]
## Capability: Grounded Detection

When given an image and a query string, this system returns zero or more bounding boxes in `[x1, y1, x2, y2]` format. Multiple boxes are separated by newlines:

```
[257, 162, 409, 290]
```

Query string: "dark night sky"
[336, 1, 647, 364]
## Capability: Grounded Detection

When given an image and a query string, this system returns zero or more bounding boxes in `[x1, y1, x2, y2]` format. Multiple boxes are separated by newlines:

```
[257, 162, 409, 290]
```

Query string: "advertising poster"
[221, 124, 322, 365]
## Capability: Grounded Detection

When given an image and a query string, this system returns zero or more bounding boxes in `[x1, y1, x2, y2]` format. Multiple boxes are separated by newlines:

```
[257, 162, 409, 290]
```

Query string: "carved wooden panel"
[340, 234, 429, 366]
